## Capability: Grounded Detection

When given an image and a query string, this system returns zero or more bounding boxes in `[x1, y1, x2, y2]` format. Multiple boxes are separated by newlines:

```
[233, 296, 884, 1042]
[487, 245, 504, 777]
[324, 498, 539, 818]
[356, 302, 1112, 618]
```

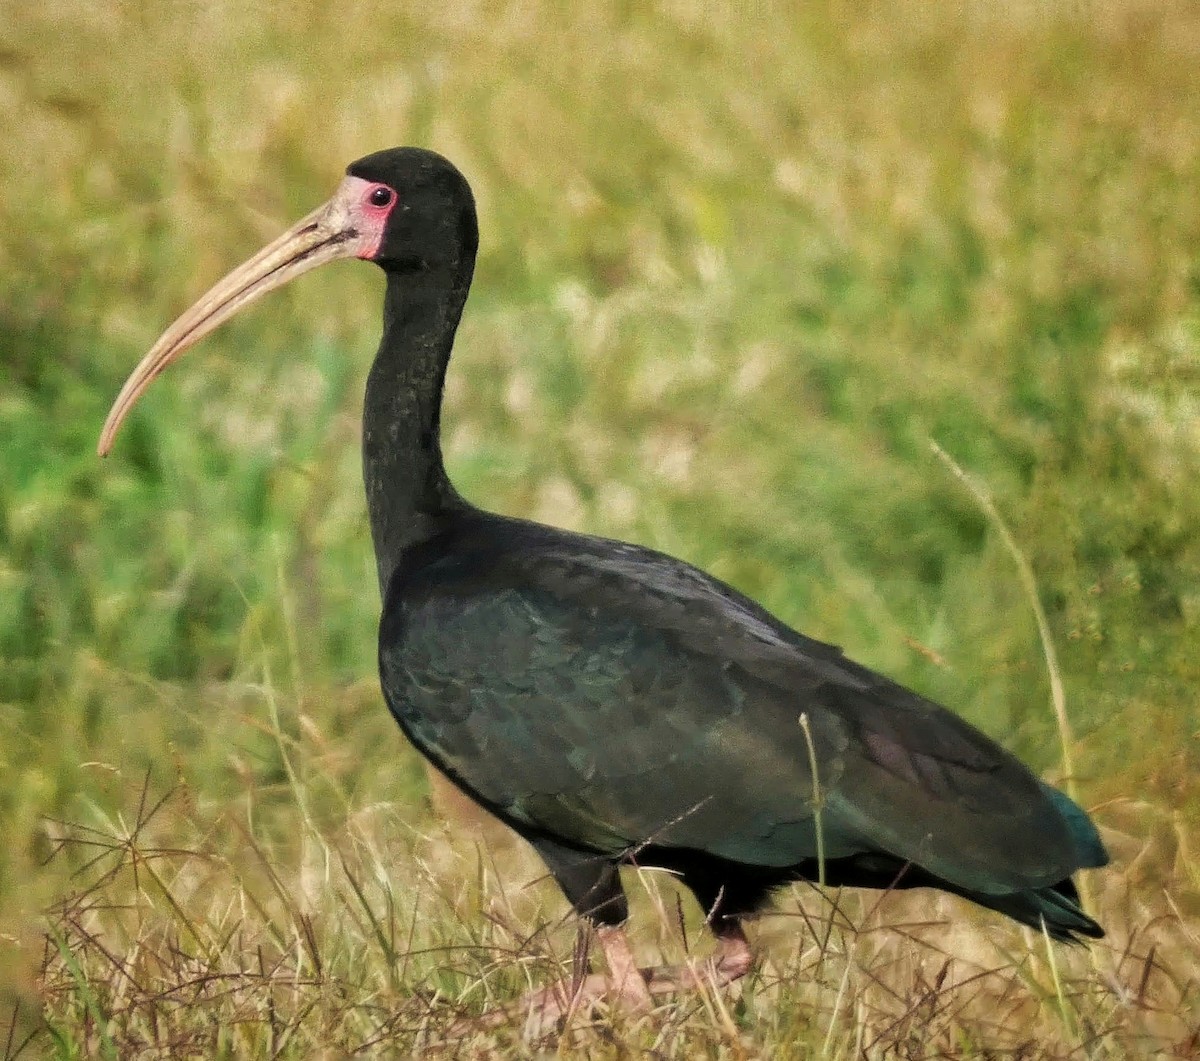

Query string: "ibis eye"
[369, 186, 394, 207]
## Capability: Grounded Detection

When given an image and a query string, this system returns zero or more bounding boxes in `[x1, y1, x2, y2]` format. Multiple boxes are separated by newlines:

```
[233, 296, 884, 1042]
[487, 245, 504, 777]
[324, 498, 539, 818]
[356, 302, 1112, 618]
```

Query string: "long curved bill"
[98, 176, 378, 456]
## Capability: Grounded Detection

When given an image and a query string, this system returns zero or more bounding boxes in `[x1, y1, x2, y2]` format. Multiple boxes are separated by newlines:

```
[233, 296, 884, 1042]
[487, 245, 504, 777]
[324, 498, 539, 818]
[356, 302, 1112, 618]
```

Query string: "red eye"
[369, 186, 394, 207]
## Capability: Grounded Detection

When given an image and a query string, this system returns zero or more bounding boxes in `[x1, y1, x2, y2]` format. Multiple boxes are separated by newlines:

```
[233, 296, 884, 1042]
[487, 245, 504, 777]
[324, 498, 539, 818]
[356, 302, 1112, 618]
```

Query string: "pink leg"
[595, 924, 655, 1005]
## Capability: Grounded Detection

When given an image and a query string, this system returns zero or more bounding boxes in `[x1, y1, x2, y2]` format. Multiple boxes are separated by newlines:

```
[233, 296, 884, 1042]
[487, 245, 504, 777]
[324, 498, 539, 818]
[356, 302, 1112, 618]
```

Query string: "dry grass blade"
[928, 440, 1077, 795]
[32, 779, 1200, 1057]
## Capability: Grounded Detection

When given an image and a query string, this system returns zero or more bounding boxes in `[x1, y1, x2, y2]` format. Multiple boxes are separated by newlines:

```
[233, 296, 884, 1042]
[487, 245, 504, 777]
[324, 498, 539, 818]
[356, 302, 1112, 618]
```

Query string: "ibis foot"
[644, 920, 753, 995]
[461, 921, 752, 1039]
[456, 925, 654, 1038]
[516, 924, 654, 1038]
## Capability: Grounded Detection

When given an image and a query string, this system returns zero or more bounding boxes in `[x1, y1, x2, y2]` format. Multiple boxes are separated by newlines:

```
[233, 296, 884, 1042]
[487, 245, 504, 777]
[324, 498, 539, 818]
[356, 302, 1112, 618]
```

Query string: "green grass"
[3, 0, 1200, 1054]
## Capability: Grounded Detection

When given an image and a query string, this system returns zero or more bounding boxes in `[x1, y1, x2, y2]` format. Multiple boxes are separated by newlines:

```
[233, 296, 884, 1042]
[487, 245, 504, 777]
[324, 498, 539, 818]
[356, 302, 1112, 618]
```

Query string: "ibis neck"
[363, 269, 471, 594]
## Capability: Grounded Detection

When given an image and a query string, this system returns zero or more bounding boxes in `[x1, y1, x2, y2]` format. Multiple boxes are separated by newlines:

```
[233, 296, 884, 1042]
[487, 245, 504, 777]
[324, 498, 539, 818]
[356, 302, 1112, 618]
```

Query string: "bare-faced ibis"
[100, 147, 1107, 1019]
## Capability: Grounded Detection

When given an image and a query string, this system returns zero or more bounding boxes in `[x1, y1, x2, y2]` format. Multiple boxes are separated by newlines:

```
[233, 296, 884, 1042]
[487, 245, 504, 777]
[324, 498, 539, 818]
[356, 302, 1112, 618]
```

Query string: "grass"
[2, 0, 1200, 1054]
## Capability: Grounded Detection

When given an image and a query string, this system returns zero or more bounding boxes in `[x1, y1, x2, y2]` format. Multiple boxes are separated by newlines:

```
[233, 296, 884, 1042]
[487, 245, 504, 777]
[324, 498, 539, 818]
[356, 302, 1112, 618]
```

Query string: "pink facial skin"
[341, 177, 399, 260]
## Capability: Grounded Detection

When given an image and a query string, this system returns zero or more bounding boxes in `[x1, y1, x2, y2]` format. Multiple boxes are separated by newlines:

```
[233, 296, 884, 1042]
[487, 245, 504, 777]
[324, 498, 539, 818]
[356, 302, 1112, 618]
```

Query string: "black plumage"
[379, 513, 1105, 940]
[101, 148, 1107, 993]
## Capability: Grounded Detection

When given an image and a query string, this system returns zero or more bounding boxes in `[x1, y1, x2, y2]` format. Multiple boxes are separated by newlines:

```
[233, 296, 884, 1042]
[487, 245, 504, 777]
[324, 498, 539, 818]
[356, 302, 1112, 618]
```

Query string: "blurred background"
[3, 0, 1199, 1054]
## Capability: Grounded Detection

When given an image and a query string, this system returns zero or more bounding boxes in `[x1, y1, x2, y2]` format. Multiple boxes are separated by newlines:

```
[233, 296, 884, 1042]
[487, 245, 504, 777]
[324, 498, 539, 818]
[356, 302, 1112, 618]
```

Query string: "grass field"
[3, 1, 1200, 1055]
